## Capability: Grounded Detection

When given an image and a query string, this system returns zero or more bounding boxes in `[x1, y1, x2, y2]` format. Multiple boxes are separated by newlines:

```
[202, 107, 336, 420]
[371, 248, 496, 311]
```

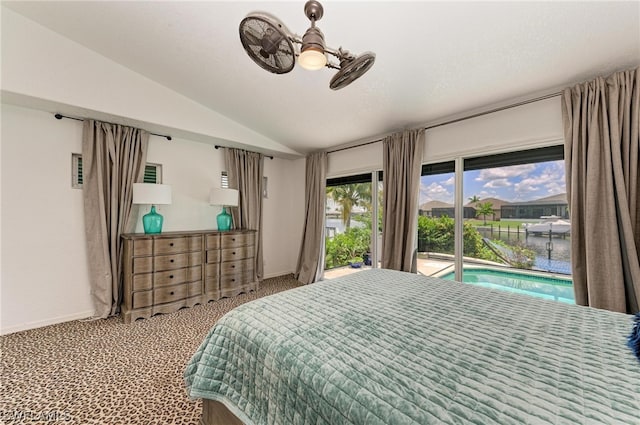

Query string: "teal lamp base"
[142, 205, 163, 234]
[217, 207, 233, 231]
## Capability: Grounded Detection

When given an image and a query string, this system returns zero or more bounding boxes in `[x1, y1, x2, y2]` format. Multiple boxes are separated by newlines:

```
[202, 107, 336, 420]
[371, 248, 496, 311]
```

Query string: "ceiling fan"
[238, 0, 375, 90]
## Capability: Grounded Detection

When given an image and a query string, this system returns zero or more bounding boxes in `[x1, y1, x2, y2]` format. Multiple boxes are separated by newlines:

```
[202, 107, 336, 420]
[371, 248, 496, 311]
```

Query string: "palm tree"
[327, 183, 372, 229]
[476, 201, 494, 225]
[468, 195, 480, 206]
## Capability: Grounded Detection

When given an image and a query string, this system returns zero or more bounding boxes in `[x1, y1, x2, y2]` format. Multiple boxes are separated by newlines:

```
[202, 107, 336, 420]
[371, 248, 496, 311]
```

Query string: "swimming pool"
[439, 267, 574, 304]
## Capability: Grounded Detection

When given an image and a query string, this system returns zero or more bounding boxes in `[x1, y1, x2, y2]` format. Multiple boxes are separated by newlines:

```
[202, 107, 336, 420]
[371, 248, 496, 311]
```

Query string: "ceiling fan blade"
[329, 52, 375, 90]
[242, 27, 262, 46]
[239, 15, 295, 74]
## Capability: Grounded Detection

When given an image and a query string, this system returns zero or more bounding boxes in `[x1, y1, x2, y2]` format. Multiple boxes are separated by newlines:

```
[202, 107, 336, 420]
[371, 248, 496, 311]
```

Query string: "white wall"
[1, 104, 92, 334]
[327, 97, 564, 177]
[0, 7, 300, 158]
[1, 104, 304, 334]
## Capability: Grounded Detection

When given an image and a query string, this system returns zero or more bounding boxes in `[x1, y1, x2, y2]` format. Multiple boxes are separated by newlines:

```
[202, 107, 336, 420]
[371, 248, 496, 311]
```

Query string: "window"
[221, 171, 229, 188]
[324, 172, 383, 277]
[71, 153, 162, 188]
[417, 161, 456, 276]
[221, 171, 267, 198]
[418, 145, 573, 303]
[463, 145, 569, 274]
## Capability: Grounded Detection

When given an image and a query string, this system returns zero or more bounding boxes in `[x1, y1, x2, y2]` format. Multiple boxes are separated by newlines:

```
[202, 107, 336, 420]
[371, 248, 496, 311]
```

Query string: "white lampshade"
[209, 188, 239, 207]
[298, 48, 327, 70]
[132, 183, 172, 205]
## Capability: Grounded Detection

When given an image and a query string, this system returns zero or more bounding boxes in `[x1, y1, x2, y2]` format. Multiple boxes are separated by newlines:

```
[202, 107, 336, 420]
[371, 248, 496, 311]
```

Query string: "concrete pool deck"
[323, 257, 454, 280]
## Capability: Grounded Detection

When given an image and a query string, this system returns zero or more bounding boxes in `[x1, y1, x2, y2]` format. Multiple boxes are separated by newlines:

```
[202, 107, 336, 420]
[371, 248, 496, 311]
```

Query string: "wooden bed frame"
[201, 399, 244, 425]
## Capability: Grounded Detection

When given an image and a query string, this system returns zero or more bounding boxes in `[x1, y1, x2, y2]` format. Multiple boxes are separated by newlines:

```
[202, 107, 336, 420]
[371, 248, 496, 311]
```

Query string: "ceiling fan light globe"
[299, 48, 326, 70]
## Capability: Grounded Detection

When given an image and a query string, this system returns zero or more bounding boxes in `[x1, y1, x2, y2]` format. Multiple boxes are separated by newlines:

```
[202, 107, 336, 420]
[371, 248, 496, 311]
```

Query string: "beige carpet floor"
[1, 275, 301, 425]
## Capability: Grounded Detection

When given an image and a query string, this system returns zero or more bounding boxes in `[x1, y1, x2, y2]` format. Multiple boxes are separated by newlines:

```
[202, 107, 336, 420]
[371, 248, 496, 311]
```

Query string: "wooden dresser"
[121, 229, 257, 323]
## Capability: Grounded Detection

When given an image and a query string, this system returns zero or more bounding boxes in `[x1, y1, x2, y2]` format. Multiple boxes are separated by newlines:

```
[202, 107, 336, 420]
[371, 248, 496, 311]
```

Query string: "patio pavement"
[323, 256, 454, 280]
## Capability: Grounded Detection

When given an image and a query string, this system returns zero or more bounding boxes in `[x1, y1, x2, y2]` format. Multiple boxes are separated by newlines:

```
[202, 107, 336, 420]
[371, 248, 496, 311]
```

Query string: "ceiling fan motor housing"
[301, 26, 325, 53]
[260, 27, 285, 58]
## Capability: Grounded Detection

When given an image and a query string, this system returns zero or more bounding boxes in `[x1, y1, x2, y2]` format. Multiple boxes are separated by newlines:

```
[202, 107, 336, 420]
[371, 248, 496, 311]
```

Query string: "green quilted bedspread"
[184, 269, 640, 424]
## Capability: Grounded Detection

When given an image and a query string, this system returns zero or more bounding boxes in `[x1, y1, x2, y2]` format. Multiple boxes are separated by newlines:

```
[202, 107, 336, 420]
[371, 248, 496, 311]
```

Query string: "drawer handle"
[169, 275, 174, 279]
[231, 265, 235, 268]
[170, 291, 174, 295]
[232, 251, 236, 255]
[170, 259, 174, 263]
[232, 238, 236, 241]
[170, 243, 174, 247]
[231, 279, 235, 282]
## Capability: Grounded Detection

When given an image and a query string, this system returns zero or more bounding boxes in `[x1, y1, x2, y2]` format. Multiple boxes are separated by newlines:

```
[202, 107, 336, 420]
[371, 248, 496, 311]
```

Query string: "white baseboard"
[1, 310, 96, 336]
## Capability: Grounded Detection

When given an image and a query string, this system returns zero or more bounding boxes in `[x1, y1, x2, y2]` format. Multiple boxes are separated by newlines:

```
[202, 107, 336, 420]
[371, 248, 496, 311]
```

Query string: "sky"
[420, 160, 566, 205]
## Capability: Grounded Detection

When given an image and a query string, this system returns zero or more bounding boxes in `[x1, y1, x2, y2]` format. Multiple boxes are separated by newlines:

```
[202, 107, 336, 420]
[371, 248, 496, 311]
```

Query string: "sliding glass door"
[417, 162, 458, 276]
[417, 146, 574, 304]
[462, 146, 569, 271]
[324, 172, 382, 279]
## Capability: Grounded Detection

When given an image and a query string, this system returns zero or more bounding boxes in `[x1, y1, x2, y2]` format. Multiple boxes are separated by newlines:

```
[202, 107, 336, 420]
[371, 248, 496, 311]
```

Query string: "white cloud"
[483, 178, 511, 189]
[514, 181, 540, 194]
[420, 182, 453, 203]
[441, 176, 455, 186]
[476, 164, 536, 182]
[515, 162, 565, 195]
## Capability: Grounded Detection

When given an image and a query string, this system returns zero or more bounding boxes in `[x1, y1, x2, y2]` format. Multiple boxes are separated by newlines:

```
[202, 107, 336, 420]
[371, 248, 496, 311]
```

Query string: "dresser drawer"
[206, 234, 221, 250]
[221, 246, 254, 262]
[133, 239, 153, 256]
[221, 258, 253, 275]
[154, 284, 188, 305]
[205, 263, 220, 278]
[155, 236, 202, 255]
[220, 270, 254, 291]
[154, 253, 188, 271]
[186, 265, 202, 282]
[133, 257, 153, 274]
[188, 281, 202, 297]
[154, 268, 186, 287]
[221, 232, 254, 248]
[132, 273, 153, 291]
[206, 249, 221, 264]
[205, 278, 219, 294]
[189, 251, 203, 266]
[132, 290, 152, 309]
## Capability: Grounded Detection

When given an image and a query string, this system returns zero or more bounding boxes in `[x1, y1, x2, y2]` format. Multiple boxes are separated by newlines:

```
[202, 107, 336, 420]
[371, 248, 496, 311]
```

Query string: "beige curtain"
[562, 66, 640, 314]
[382, 129, 425, 272]
[83, 120, 149, 318]
[225, 148, 264, 281]
[295, 152, 328, 284]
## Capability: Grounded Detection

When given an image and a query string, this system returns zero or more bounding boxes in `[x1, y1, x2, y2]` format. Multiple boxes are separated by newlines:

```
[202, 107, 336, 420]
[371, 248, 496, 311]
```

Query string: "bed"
[184, 268, 640, 424]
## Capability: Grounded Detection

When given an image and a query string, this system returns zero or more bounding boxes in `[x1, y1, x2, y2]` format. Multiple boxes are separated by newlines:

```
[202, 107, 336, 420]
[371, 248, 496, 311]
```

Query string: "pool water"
[440, 268, 574, 304]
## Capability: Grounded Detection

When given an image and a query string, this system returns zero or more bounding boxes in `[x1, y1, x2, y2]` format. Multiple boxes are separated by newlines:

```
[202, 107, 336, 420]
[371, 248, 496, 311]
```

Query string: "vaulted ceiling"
[3, 1, 639, 154]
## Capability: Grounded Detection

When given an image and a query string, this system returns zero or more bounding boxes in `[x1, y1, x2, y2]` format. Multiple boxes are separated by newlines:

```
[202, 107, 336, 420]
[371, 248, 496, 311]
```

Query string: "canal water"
[477, 228, 572, 275]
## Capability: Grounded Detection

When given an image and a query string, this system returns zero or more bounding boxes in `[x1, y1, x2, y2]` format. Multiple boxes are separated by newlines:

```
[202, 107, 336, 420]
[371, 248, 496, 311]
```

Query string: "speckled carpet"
[1, 275, 301, 425]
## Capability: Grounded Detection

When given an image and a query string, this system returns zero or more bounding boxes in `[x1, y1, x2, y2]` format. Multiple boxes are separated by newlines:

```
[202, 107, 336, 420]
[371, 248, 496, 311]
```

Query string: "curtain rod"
[214, 144, 274, 160]
[54, 113, 172, 141]
[327, 91, 563, 154]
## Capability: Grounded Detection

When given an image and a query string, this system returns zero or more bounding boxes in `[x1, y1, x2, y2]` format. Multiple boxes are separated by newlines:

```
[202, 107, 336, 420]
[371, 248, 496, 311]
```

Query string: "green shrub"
[492, 240, 536, 269]
[325, 227, 370, 269]
[417, 215, 500, 262]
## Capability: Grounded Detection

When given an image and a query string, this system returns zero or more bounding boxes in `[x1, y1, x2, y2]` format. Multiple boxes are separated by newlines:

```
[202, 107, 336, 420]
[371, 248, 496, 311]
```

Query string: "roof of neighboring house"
[464, 197, 509, 209]
[420, 194, 568, 211]
[507, 193, 568, 206]
[419, 200, 452, 211]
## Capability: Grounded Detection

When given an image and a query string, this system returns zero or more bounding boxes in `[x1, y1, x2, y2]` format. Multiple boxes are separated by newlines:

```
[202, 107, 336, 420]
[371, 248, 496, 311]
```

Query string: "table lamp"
[209, 188, 239, 231]
[132, 183, 172, 234]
